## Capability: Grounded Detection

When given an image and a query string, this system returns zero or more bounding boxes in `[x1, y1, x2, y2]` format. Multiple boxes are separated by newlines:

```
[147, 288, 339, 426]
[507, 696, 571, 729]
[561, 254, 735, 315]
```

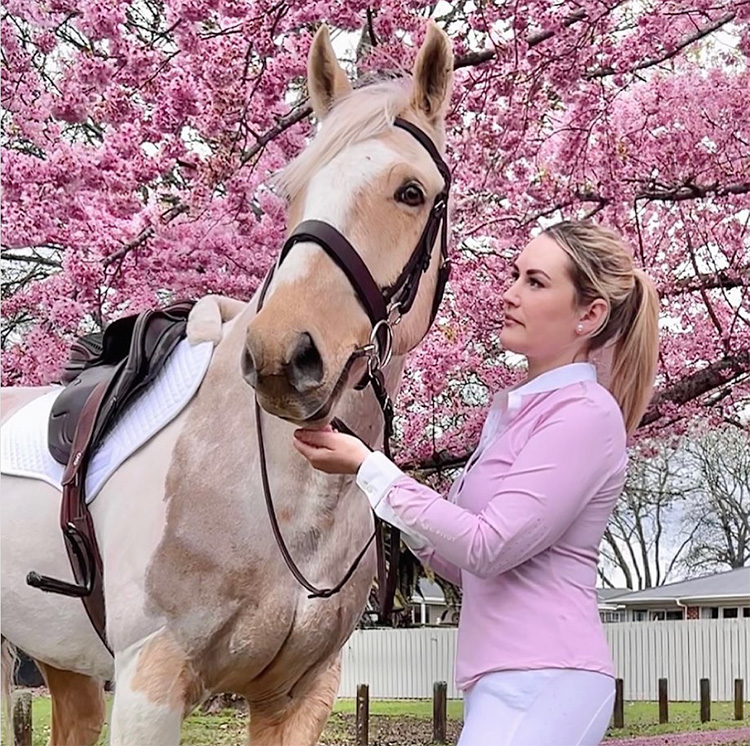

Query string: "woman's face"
[500, 234, 586, 369]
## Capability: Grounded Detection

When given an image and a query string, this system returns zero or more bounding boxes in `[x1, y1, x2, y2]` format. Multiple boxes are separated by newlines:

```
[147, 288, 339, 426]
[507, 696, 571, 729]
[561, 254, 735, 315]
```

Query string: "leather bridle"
[254, 117, 452, 619]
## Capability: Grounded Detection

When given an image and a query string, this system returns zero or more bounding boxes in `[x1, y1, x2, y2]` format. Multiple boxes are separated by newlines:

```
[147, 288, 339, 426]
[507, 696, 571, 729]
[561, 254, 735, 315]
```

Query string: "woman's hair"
[543, 220, 660, 435]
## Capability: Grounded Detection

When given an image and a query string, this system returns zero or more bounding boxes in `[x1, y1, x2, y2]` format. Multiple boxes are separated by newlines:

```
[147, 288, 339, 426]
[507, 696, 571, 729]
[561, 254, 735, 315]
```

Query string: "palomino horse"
[0, 21, 454, 746]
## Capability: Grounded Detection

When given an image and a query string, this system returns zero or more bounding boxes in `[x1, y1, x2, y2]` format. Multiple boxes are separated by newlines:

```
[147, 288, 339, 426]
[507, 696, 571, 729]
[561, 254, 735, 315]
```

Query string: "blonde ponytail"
[608, 269, 660, 435]
[544, 221, 661, 435]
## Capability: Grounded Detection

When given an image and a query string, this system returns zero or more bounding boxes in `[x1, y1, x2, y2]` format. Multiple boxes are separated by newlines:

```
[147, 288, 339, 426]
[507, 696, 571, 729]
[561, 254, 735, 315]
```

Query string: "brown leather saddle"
[27, 300, 196, 651]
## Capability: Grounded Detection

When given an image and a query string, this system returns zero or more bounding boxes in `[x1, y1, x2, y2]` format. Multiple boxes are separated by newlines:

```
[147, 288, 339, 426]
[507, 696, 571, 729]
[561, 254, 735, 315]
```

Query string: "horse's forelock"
[275, 80, 413, 200]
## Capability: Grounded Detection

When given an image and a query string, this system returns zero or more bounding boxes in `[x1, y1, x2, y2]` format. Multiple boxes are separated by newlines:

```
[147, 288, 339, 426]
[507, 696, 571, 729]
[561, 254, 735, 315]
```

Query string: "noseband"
[255, 117, 452, 616]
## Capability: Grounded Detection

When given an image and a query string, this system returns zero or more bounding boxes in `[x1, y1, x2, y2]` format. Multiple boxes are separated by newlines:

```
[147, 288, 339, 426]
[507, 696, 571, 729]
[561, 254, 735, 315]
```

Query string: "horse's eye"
[395, 183, 425, 207]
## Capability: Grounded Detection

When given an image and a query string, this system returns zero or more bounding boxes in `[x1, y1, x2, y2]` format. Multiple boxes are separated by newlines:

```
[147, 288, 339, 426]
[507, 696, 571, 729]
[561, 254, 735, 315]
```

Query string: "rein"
[255, 117, 451, 619]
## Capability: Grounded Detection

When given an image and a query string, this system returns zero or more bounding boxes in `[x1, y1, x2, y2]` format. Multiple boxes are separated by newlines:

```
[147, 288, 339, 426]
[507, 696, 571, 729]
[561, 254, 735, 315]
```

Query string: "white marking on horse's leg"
[109, 633, 202, 746]
[272, 141, 398, 289]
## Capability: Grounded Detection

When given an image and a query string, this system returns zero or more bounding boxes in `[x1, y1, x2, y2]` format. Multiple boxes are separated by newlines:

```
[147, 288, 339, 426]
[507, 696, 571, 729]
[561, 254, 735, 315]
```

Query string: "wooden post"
[13, 691, 32, 746]
[735, 679, 744, 721]
[613, 678, 624, 728]
[433, 681, 447, 744]
[700, 678, 711, 723]
[658, 678, 669, 724]
[355, 683, 369, 746]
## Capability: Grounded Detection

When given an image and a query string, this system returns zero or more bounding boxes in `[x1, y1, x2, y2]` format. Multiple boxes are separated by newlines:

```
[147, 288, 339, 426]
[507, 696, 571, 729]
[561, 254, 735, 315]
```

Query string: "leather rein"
[254, 117, 451, 617]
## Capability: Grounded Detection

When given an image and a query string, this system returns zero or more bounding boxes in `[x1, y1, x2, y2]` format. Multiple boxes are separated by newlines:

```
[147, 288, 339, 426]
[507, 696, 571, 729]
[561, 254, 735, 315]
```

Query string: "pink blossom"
[1, 1, 747, 467]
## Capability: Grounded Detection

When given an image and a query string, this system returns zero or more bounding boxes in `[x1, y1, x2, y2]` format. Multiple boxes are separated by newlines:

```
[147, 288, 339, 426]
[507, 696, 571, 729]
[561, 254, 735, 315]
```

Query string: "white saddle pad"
[0, 338, 214, 503]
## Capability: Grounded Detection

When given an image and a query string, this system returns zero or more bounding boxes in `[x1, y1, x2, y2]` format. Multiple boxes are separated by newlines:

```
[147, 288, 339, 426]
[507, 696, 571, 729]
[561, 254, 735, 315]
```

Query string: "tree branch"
[403, 451, 470, 476]
[527, 9, 588, 47]
[635, 181, 750, 203]
[585, 11, 736, 79]
[665, 267, 750, 295]
[103, 203, 189, 266]
[0, 252, 62, 269]
[453, 49, 495, 69]
[642, 348, 750, 426]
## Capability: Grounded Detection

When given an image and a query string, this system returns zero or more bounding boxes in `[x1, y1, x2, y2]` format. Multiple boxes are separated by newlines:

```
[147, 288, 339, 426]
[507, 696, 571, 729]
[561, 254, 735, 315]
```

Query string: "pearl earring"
[577, 324, 584, 334]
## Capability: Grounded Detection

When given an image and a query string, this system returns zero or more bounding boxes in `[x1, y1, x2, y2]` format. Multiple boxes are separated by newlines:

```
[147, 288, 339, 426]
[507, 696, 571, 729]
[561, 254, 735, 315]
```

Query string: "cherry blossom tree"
[3, 0, 749, 475]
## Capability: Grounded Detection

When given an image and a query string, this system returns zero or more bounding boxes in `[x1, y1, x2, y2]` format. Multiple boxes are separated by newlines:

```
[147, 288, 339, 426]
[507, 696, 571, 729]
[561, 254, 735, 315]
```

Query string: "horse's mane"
[276, 79, 412, 199]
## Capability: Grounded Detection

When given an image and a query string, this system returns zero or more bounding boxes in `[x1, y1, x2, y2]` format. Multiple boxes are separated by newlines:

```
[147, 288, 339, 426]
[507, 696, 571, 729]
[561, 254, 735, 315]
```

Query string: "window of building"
[743, 608, 750, 618]
[710, 607, 720, 619]
[632, 610, 648, 621]
[643, 609, 684, 621]
[723, 607, 739, 619]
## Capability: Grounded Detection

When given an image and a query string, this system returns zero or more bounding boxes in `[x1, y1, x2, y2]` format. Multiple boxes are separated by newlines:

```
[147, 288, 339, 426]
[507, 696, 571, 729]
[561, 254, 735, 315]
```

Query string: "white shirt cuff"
[356, 450, 405, 508]
[356, 451, 430, 552]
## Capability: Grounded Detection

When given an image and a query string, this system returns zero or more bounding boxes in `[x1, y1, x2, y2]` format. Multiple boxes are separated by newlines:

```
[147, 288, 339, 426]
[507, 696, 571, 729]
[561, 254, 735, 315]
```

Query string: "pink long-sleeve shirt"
[356, 363, 627, 691]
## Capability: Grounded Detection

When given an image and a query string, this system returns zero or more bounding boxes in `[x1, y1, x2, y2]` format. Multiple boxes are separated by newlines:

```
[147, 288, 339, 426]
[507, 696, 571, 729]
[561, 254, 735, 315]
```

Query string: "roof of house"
[407, 567, 750, 607]
[606, 567, 750, 606]
[597, 588, 629, 602]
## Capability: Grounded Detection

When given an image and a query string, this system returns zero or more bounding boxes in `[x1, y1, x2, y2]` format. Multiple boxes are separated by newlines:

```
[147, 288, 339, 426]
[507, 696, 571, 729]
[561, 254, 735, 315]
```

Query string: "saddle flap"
[48, 363, 120, 465]
[47, 301, 195, 467]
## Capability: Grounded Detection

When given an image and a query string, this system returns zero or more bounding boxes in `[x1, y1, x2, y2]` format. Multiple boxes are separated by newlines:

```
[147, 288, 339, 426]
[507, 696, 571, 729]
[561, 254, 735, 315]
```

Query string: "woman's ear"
[579, 298, 609, 336]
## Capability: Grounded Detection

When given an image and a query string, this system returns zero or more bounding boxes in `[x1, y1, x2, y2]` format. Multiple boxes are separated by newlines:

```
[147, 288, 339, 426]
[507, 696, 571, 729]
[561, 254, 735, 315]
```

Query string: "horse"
[0, 21, 454, 746]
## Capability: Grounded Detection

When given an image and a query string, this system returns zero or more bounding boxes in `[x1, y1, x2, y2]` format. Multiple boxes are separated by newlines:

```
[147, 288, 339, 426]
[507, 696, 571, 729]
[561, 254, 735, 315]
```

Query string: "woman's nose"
[503, 280, 520, 306]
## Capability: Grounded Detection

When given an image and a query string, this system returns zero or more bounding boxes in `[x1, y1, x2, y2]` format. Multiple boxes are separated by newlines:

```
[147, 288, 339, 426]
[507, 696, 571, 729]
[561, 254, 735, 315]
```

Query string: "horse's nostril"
[241, 346, 258, 388]
[287, 332, 324, 393]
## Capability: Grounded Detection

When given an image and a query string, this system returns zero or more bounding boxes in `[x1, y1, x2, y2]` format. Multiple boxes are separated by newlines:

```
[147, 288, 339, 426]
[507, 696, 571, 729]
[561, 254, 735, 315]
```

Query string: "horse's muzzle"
[242, 331, 325, 395]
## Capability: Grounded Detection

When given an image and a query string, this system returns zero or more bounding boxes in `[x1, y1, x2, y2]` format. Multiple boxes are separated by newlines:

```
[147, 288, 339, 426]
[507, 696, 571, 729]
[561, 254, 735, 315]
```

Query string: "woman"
[293, 220, 660, 746]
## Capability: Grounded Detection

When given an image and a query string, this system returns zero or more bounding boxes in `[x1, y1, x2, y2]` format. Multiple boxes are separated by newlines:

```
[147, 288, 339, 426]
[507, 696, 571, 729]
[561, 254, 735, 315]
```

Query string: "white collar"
[510, 362, 597, 399]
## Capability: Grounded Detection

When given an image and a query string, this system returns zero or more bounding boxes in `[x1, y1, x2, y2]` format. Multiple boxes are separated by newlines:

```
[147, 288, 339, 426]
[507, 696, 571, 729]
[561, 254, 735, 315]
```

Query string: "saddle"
[27, 300, 196, 651]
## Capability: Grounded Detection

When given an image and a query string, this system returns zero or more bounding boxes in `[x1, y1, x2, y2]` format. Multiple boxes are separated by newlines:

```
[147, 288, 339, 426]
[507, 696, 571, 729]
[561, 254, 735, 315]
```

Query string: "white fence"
[339, 620, 750, 701]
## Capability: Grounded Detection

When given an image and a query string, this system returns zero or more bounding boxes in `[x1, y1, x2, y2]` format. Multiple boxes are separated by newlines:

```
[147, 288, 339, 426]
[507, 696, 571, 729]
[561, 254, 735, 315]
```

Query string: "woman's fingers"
[293, 428, 370, 475]
[292, 437, 338, 473]
[294, 428, 337, 447]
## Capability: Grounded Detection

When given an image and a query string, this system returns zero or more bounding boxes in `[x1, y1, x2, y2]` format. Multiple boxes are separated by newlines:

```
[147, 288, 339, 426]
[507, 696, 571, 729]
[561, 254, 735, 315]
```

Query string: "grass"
[332, 698, 464, 720]
[1, 693, 748, 745]
[608, 700, 749, 739]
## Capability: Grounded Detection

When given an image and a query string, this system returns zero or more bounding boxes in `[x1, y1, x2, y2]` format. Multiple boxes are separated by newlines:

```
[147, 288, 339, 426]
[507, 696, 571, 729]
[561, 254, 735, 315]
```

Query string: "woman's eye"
[395, 183, 425, 206]
[529, 277, 542, 287]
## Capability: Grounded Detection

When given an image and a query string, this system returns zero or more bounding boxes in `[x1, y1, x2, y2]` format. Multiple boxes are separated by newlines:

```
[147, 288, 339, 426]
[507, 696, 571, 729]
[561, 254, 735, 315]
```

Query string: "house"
[600, 566, 750, 622]
[407, 580, 670, 626]
[403, 567, 750, 626]
[597, 588, 629, 623]
[408, 578, 458, 625]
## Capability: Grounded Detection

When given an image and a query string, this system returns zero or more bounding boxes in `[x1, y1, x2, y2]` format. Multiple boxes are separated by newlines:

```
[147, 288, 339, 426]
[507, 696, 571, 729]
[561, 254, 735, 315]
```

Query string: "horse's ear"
[308, 25, 353, 119]
[410, 21, 453, 123]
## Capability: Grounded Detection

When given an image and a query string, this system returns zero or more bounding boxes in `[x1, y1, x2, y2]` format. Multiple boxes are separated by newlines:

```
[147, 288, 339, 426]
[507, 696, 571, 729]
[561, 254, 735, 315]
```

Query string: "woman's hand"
[293, 426, 371, 474]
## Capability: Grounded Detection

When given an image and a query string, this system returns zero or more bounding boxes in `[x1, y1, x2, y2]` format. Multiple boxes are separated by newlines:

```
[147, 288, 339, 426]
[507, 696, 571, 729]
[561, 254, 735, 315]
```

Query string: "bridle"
[254, 117, 451, 619]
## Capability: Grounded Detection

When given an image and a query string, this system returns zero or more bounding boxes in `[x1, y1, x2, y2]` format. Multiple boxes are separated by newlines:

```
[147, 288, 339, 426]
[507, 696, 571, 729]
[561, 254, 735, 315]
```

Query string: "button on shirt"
[356, 363, 628, 691]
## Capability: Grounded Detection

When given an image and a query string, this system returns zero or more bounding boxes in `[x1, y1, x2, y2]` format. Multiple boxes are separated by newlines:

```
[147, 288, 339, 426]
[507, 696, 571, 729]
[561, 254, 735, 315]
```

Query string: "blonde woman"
[294, 220, 660, 746]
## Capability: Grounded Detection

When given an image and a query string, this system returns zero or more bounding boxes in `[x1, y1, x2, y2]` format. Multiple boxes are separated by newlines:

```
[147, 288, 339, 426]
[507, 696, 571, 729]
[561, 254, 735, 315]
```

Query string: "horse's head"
[243, 22, 453, 425]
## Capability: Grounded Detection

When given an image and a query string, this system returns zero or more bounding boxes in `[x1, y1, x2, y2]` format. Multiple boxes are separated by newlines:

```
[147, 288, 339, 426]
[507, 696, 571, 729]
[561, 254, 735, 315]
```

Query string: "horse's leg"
[36, 661, 105, 746]
[109, 632, 203, 746]
[248, 657, 341, 746]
